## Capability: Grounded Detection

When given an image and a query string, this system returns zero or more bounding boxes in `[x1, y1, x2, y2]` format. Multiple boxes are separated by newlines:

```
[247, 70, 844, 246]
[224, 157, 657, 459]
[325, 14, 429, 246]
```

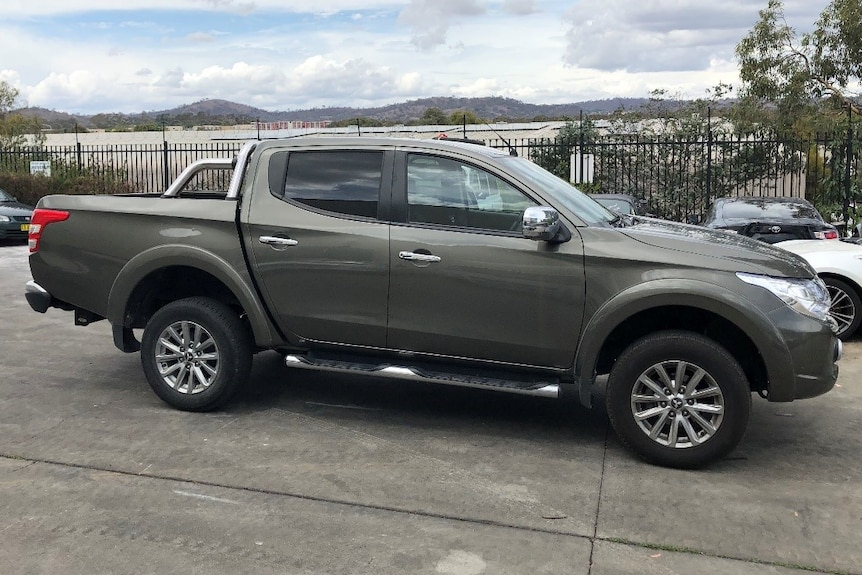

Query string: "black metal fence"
[1, 130, 859, 224]
[488, 129, 860, 223]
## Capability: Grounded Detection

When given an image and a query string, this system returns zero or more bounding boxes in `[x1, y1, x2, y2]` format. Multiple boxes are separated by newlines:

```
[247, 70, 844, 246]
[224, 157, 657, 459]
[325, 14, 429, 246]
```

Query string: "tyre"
[823, 277, 861, 340]
[141, 297, 252, 412]
[606, 330, 751, 469]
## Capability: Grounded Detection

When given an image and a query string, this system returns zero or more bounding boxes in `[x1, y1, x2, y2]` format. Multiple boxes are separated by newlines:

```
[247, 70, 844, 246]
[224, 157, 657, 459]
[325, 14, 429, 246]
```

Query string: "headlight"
[0, 215, 11, 222]
[737, 272, 831, 321]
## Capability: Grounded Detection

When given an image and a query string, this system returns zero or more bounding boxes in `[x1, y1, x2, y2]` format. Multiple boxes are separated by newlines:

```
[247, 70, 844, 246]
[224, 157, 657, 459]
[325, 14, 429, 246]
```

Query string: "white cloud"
[563, 0, 822, 74]
[0, 0, 832, 114]
[501, 0, 538, 16]
[186, 32, 217, 43]
[398, 0, 486, 50]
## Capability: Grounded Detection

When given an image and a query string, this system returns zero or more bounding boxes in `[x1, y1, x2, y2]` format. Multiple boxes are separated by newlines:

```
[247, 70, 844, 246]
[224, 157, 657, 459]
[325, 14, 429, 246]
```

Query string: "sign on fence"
[29, 161, 51, 177]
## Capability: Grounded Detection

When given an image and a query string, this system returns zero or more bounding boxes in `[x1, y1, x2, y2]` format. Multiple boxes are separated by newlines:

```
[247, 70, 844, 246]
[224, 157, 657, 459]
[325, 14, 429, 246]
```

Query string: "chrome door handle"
[398, 251, 441, 263]
[259, 236, 298, 247]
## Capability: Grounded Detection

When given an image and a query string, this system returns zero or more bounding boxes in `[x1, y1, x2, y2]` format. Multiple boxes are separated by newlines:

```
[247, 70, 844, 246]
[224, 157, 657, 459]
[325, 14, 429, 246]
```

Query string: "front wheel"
[823, 277, 861, 340]
[141, 297, 252, 412]
[606, 331, 751, 468]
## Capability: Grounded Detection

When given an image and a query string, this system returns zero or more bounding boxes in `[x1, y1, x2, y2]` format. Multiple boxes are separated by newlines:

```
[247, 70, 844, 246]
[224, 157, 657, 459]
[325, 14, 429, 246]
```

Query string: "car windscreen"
[595, 198, 635, 215]
[722, 200, 822, 221]
[500, 157, 615, 227]
[0, 189, 14, 202]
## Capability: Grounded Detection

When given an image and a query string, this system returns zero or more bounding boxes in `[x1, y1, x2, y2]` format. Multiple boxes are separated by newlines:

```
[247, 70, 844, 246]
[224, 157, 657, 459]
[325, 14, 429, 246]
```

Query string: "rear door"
[245, 145, 393, 347]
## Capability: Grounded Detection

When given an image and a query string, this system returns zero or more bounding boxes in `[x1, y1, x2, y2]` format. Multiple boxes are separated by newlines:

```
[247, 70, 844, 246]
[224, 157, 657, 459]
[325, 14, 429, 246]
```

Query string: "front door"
[387, 152, 585, 369]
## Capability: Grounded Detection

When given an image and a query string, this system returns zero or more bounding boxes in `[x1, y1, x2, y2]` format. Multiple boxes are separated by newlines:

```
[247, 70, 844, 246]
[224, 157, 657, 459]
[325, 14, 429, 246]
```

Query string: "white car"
[778, 239, 862, 339]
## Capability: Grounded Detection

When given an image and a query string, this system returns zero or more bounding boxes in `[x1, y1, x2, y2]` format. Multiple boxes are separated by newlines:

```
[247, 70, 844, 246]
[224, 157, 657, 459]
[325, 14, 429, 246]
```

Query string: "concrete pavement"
[1, 241, 860, 574]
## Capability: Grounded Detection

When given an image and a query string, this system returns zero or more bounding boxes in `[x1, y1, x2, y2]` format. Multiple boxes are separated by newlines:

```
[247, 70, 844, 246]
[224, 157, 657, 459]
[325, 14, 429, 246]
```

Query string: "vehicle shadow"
[233, 350, 610, 446]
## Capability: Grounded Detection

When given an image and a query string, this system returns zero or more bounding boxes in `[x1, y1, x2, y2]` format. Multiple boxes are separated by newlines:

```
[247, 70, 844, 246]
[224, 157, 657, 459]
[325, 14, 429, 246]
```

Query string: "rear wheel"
[823, 277, 861, 340]
[606, 331, 751, 468]
[141, 297, 252, 411]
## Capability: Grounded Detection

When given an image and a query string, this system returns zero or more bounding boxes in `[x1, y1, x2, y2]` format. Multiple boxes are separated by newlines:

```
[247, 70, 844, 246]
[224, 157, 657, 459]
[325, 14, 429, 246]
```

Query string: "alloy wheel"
[826, 283, 856, 337]
[630, 360, 725, 449]
[154, 320, 220, 394]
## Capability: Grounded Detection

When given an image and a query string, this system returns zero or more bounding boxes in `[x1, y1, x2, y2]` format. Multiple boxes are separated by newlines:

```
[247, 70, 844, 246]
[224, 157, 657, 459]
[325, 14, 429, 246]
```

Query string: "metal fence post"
[705, 107, 713, 208]
[162, 140, 170, 192]
[845, 103, 853, 230]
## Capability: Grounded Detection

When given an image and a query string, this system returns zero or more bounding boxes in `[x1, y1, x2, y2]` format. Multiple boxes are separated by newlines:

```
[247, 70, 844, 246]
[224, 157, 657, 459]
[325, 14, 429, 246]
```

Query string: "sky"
[0, 0, 825, 115]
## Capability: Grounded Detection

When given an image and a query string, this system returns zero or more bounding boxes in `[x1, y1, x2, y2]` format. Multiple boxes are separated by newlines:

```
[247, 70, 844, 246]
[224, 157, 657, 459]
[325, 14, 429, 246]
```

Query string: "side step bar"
[284, 354, 560, 399]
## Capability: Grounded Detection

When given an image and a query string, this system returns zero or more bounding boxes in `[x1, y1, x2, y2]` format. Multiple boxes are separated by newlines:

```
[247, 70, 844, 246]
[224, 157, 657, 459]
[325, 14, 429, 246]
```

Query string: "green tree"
[420, 107, 449, 124]
[736, 0, 862, 125]
[448, 109, 482, 125]
[737, 1, 862, 224]
[530, 117, 601, 191]
[0, 80, 43, 150]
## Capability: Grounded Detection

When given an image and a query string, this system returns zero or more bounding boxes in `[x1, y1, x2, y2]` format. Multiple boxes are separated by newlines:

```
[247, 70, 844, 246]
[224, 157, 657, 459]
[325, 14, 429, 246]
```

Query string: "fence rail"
[1, 131, 858, 224]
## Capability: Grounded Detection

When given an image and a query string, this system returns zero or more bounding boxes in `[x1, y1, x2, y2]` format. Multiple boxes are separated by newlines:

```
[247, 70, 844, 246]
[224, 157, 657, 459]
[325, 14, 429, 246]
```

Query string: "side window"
[406, 154, 536, 232]
[280, 151, 382, 218]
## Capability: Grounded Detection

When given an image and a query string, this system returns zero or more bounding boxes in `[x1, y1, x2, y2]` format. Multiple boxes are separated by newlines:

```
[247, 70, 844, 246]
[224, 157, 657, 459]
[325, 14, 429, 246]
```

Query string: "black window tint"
[284, 151, 382, 218]
[406, 154, 536, 232]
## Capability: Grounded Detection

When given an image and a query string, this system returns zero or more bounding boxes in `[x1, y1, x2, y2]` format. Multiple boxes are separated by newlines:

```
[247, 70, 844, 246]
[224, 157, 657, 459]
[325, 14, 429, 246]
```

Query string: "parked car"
[589, 193, 648, 216]
[778, 239, 862, 340]
[0, 187, 33, 241]
[701, 196, 839, 244]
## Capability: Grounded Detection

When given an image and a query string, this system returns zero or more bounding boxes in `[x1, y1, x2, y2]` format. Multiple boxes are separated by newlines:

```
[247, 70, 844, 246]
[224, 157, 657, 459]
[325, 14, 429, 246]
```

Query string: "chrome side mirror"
[522, 207, 561, 241]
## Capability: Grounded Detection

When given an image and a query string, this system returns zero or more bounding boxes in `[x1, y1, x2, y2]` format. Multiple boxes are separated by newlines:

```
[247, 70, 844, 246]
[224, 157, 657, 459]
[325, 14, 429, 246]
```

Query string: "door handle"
[398, 251, 441, 263]
[259, 235, 299, 247]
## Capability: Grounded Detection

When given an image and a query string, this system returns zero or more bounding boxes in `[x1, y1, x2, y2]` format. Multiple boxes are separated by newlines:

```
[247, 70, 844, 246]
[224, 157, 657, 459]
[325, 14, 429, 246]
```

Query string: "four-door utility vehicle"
[25, 137, 842, 468]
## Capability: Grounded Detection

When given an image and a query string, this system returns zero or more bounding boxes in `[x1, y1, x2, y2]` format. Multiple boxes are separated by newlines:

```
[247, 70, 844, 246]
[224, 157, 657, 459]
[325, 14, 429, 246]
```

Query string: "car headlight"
[737, 272, 831, 321]
[0, 215, 11, 222]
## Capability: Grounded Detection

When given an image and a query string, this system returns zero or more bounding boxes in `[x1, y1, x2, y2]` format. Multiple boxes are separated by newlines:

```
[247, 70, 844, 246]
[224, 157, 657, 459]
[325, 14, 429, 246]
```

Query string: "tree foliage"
[530, 118, 602, 192]
[0, 80, 43, 150]
[420, 107, 449, 124]
[736, 0, 862, 125]
[447, 109, 483, 125]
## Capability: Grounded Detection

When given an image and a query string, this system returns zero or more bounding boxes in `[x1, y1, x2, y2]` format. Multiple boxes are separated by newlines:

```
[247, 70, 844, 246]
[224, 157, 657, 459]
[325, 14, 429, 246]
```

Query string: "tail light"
[813, 230, 839, 240]
[29, 209, 69, 253]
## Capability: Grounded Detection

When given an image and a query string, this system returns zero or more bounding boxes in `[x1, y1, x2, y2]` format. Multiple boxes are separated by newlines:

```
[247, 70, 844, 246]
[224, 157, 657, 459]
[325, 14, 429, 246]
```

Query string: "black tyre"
[141, 297, 252, 412]
[606, 330, 751, 469]
[823, 277, 861, 340]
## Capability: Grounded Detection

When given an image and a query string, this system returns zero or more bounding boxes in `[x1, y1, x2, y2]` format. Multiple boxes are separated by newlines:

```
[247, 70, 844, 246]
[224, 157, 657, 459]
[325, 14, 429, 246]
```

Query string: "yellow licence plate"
[20, 224, 29, 232]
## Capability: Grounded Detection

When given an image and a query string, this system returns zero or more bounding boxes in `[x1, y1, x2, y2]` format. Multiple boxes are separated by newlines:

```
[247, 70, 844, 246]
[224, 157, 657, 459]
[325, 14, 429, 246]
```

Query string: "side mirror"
[522, 207, 562, 241]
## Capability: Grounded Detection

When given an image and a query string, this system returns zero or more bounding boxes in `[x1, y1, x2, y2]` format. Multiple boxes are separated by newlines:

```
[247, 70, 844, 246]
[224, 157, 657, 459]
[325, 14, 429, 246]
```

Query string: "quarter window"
[282, 151, 382, 218]
[406, 154, 536, 232]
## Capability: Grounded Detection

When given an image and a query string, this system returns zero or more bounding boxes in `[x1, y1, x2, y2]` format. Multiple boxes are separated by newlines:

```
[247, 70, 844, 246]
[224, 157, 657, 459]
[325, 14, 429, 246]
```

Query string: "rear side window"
[279, 151, 383, 218]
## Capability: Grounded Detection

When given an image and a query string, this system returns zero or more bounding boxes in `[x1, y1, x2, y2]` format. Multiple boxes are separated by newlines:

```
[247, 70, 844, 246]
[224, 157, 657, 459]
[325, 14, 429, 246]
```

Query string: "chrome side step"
[284, 354, 560, 399]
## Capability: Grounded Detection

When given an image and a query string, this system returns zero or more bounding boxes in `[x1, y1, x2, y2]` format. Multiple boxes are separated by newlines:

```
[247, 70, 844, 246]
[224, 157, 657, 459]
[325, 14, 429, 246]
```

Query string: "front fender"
[106, 244, 280, 348]
[572, 278, 795, 407]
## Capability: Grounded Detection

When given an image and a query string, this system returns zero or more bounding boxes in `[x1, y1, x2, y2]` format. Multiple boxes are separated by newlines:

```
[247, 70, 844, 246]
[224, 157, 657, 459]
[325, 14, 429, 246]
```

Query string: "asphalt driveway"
[1, 241, 860, 575]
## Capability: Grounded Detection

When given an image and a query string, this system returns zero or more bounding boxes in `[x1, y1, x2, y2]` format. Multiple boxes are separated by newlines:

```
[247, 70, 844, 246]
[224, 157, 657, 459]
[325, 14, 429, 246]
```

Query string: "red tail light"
[29, 209, 70, 253]
[814, 229, 839, 240]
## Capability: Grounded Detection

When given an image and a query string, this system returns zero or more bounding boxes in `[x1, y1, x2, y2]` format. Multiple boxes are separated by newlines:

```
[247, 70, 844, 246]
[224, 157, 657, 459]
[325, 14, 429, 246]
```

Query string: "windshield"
[595, 197, 635, 215]
[0, 189, 14, 202]
[722, 200, 822, 220]
[500, 157, 615, 226]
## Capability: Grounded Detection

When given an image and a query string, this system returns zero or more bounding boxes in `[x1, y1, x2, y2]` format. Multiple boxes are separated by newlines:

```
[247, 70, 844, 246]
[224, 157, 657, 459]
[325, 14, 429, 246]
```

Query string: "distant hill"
[18, 96, 654, 131]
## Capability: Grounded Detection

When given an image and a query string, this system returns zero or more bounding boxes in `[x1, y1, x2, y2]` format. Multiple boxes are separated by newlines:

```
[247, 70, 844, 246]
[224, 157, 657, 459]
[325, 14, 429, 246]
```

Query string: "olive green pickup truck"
[25, 137, 842, 468]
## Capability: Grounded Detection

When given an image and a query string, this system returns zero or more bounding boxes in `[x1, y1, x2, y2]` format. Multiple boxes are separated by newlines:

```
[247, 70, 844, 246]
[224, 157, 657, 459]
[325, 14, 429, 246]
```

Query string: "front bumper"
[765, 304, 841, 401]
[0, 221, 30, 240]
